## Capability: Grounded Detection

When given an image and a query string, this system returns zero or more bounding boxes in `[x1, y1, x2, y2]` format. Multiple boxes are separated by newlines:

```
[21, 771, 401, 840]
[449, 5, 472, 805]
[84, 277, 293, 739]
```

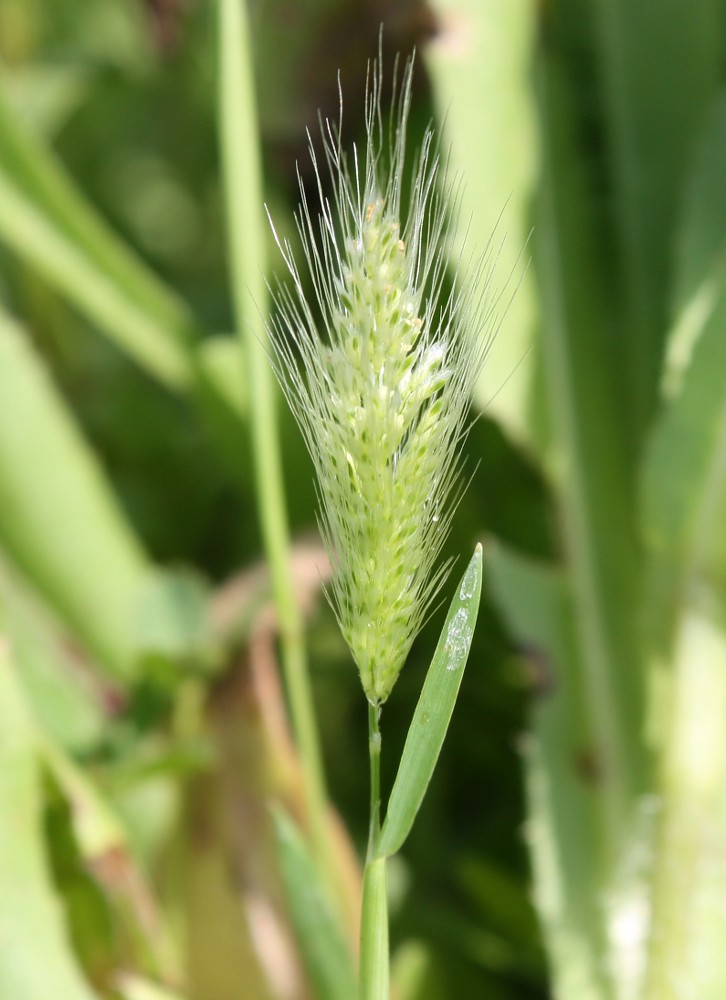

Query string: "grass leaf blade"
[378, 544, 482, 858]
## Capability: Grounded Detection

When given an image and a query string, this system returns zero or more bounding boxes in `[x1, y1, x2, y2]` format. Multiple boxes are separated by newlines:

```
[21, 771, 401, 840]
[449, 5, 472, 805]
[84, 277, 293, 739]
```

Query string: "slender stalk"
[359, 858, 389, 1000]
[217, 0, 329, 881]
[367, 702, 382, 860]
[361, 703, 388, 998]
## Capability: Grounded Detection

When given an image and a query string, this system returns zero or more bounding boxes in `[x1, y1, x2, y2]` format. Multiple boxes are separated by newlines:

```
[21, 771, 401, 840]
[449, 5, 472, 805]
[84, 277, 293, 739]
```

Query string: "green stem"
[359, 703, 388, 998]
[359, 857, 389, 1000]
[367, 702, 382, 860]
[217, 0, 329, 883]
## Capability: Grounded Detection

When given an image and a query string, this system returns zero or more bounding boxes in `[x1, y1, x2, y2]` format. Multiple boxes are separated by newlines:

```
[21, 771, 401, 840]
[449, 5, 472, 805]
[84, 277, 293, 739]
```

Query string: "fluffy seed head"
[268, 54, 497, 704]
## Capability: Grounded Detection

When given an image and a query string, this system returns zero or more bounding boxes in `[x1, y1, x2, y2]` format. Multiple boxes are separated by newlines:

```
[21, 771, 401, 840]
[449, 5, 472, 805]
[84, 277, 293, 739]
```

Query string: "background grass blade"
[0, 305, 148, 679]
[534, 52, 646, 850]
[217, 0, 330, 884]
[272, 807, 357, 1000]
[0, 88, 195, 343]
[378, 544, 482, 858]
[484, 541, 611, 1000]
[0, 172, 192, 388]
[0, 636, 100, 1000]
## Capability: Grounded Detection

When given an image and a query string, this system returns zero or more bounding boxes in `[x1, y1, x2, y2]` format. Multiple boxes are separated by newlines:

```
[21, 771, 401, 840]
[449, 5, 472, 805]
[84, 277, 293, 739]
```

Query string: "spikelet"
[268, 53, 496, 704]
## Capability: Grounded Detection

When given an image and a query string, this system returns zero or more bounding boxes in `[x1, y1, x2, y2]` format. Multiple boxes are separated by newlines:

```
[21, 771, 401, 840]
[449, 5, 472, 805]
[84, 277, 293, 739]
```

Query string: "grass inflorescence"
[268, 53, 497, 704]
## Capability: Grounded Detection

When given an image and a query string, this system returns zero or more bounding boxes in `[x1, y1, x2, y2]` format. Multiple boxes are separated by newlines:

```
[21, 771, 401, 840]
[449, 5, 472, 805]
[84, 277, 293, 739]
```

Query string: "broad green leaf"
[640, 95, 726, 991]
[425, 0, 539, 449]
[590, 0, 721, 436]
[377, 545, 482, 858]
[272, 807, 357, 1000]
[534, 54, 647, 831]
[0, 306, 148, 679]
[484, 541, 611, 1000]
[359, 858, 389, 1000]
[0, 637, 100, 1000]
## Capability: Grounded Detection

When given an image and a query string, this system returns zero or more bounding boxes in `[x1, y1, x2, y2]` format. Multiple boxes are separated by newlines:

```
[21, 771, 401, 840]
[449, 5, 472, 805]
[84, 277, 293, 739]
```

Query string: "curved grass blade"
[377, 544, 482, 858]
[0, 305, 148, 680]
[272, 807, 357, 1000]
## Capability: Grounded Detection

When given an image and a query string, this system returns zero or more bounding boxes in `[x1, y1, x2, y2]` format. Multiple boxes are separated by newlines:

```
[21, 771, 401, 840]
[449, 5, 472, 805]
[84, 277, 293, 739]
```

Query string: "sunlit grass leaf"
[0, 637, 100, 1000]
[642, 95, 726, 654]
[272, 807, 357, 1000]
[377, 544, 482, 858]
[643, 607, 726, 997]
[425, 0, 539, 449]
[642, 290, 726, 651]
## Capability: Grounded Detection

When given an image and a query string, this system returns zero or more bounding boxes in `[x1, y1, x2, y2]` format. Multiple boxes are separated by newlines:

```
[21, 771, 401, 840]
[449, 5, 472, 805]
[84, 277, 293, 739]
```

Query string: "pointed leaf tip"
[377, 545, 482, 857]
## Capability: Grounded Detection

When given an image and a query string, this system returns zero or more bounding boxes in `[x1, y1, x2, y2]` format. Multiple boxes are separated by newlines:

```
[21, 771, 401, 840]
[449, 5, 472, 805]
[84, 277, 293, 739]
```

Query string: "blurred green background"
[2, 1, 726, 999]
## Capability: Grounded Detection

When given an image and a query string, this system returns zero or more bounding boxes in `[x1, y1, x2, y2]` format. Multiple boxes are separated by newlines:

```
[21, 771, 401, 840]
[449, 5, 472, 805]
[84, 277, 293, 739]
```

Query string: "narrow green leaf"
[218, 0, 330, 886]
[0, 87, 196, 358]
[0, 636, 100, 1000]
[272, 807, 357, 1000]
[425, 0, 539, 448]
[359, 858, 389, 1000]
[0, 306, 148, 679]
[378, 545, 482, 858]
